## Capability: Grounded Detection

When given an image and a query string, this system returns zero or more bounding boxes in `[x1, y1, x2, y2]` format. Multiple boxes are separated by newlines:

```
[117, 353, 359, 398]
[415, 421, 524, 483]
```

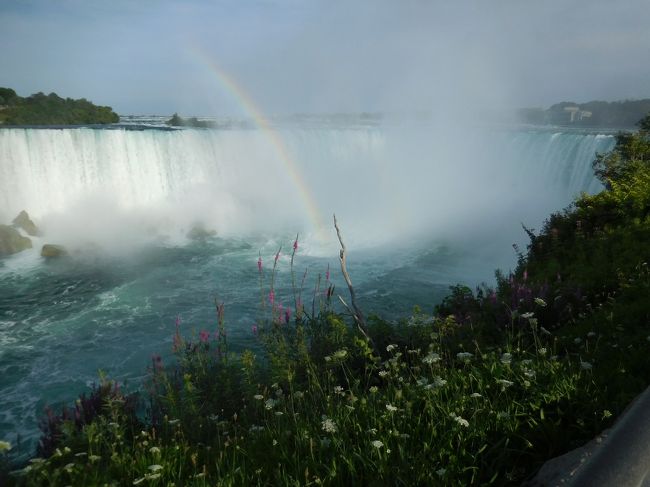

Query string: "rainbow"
[186, 47, 326, 233]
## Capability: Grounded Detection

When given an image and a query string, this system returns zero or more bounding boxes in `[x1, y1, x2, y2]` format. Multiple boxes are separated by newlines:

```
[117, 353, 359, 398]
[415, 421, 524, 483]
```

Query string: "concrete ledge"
[526, 386, 650, 486]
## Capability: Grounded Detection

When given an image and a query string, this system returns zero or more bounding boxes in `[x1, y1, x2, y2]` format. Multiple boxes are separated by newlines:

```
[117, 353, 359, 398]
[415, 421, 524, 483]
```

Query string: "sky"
[1, 0, 649, 116]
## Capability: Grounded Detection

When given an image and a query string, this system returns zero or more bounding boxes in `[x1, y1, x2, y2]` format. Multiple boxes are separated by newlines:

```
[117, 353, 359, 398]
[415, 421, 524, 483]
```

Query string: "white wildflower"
[148, 464, 163, 472]
[470, 393, 482, 398]
[378, 370, 389, 378]
[574, 337, 582, 344]
[264, 398, 277, 410]
[385, 404, 398, 412]
[534, 298, 547, 307]
[333, 349, 348, 359]
[386, 344, 398, 352]
[149, 446, 160, 454]
[334, 386, 344, 395]
[274, 411, 284, 416]
[371, 440, 384, 449]
[321, 417, 338, 433]
[539, 347, 547, 355]
[369, 386, 378, 393]
[456, 352, 473, 360]
[450, 413, 469, 427]
[587, 331, 597, 338]
[433, 376, 447, 387]
[500, 353, 513, 365]
[422, 352, 441, 365]
[497, 379, 514, 388]
[253, 394, 264, 400]
[436, 468, 446, 477]
[521, 312, 535, 319]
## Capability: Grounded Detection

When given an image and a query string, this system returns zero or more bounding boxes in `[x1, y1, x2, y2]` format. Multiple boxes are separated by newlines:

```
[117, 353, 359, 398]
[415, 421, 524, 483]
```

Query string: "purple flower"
[199, 330, 210, 343]
[285, 309, 291, 323]
[252, 324, 258, 335]
[258, 256, 263, 272]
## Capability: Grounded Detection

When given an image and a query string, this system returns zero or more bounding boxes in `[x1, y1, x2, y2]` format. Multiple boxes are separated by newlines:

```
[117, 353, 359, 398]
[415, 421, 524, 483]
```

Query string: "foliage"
[0, 88, 119, 125]
[518, 98, 650, 127]
[166, 113, 216, 128]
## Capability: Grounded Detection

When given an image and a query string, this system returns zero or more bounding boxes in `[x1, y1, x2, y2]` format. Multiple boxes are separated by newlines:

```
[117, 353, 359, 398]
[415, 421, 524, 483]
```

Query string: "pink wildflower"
[285, 309, 291, 323]
[199, 330, 210, 343]
[326, 264, 330, 281]
[269, 290, 275, 305]
[257, 256, 263, 272]
[293, 237, 298, 251]
[275, 250, 280, 264]
[252, 324, 258, 335]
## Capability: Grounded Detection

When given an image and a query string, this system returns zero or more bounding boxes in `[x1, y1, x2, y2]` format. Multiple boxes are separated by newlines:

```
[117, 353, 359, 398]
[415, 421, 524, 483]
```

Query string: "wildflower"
[470, 393, 482, 398]
[257, 256, 262, 272]
[497, 379, 514, 388]
[199, 330, 210, 343]
[333, 349, 348, 360]
[574, 337, 582, 345]
[269, 290, 275, 305]
[251, 324, 259, 335]
[580, 361, 593, 370]
[603, 410, 612, 419]
[325, 264, 330, 281]
[89, 454, 101, 462]
[275, 411, 284, 416]
[294, 391, 304, 399]
[334, 386, 344, 395]
[436, 468, 447, 477]
[422, 352, 440, 364]
[369, 386, 378, 393]
[456, 352, 473, 360]
[167, 419, 180, 425]
[371, 440, 384, 449]
[534, 298, 547, 307]
[293, 237, 298, 251]
[500, 352, 513, 365]
[386, 344, 398, 352]
[378, 370, 389, 378]
[0, 441, 11, 453]
[321, 417, 338, 433]
[149, 446, 161, 454]
[264, 399, 277, 410]
[587, 331, 596, 338]
[385, 404, 398, 412]
[450, 413, 469, 427]
[254, 394, 264, 400]
[521, 312, 535, 319]
[148, 465, 163, 472]
[367, 428, 378, 435]
[433, 376, 447, 387]
[285, 309, 291, 323]
[539, 347, 547, 355]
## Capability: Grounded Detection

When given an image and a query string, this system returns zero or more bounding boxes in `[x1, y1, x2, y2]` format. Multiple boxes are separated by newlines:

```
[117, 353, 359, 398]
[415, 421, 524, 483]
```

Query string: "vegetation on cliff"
[1, 116, 649, 485]
[0, 88, 118, 125]
[518, 98, 650, 128]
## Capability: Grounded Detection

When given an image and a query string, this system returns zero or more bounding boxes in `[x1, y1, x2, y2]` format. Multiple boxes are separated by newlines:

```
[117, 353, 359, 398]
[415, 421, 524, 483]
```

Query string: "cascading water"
[0, 122, 615, 457]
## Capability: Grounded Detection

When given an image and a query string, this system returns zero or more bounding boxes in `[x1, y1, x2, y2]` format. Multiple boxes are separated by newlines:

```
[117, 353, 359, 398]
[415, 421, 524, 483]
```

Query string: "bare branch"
[333, 214, 376, 350]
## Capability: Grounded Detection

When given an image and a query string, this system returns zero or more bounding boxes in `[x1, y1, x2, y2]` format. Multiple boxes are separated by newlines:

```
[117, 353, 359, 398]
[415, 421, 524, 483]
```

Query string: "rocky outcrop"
[187, 223, 217, 241]
[12, 210, 38, 236]
[41, 244, 67, 258]
[0, 224, 32, 255]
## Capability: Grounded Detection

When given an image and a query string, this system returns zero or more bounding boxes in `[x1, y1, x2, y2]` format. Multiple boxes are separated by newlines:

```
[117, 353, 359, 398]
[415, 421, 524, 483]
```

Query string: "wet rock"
[0, 224, 32, 255]
[12, 210, 39, 236]
[187, 223, 217, 241]
[41, 244, 67, 258]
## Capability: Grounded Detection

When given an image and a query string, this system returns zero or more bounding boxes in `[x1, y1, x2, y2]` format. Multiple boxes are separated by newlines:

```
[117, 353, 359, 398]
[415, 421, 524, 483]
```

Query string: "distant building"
[564, 106, 580, 122]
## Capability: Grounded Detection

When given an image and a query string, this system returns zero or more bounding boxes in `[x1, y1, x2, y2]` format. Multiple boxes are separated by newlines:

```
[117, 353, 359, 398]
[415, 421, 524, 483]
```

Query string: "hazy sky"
[1, 0, 649, 116]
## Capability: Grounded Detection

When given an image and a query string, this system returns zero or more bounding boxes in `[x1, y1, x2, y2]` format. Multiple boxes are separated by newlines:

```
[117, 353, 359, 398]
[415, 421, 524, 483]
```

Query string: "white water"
[0, 125, 614, 251]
